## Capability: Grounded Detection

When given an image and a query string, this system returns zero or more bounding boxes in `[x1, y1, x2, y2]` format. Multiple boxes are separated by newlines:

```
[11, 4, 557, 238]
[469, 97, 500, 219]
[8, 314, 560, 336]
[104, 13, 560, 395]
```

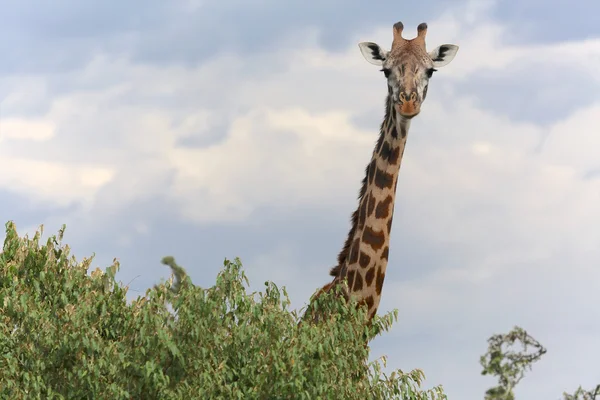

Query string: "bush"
[0, 221, 445, 399]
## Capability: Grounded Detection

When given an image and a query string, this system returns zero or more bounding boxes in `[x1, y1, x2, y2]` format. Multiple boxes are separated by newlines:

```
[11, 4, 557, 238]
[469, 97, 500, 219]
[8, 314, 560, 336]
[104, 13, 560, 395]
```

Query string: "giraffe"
[304, 21, 459, 325]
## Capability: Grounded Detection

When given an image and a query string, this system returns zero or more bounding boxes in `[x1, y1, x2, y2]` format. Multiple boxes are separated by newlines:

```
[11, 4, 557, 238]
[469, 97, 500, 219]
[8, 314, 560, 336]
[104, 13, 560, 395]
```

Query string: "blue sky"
[1, 0, 599, 398]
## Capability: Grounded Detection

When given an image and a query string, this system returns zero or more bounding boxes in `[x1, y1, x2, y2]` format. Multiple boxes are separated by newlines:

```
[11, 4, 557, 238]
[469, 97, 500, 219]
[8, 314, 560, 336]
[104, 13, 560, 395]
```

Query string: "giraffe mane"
[329, 91, 393, 277]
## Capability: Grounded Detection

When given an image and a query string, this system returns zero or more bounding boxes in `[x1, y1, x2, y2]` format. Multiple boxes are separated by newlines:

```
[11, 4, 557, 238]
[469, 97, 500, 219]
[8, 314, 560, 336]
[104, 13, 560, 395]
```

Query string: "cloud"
[0, 156, 114, 209]
[1, 118, 55, 141]
[4, 1, 599, 226]
[166, 107, 375, 222]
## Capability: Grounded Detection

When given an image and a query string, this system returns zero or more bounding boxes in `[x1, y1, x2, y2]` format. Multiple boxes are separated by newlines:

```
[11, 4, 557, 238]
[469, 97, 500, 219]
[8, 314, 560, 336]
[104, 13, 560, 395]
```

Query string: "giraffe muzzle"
[395, 91, 421, 118]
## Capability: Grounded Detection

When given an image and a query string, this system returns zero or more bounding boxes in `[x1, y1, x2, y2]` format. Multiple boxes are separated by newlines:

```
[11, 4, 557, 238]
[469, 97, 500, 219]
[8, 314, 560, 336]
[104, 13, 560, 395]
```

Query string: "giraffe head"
[358, 22, 459, 119]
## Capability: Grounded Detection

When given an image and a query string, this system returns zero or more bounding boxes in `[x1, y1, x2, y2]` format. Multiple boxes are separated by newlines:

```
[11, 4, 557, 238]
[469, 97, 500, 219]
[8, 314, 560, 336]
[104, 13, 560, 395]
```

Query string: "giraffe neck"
[331, 94, 410, 319]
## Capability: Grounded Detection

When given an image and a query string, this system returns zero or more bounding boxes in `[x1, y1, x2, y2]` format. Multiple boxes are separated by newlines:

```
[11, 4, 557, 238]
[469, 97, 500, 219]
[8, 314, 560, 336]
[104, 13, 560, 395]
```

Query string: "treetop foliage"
[0, 221, 445, 399]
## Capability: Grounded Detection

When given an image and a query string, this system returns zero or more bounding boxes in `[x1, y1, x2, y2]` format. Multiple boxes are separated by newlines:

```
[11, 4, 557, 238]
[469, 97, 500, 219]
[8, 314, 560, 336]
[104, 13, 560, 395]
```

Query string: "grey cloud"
[0, 1, 169, 74]
[0, 0, 444, 76]
[1, 1, 169, 37]
[119, 0, 600, 65]
[452, 68, 599, 125]
[494, 0, 600, 44]
[126, 0, 441, 66]
[2, 0, 597, 79]
[174, 125, 228, 149]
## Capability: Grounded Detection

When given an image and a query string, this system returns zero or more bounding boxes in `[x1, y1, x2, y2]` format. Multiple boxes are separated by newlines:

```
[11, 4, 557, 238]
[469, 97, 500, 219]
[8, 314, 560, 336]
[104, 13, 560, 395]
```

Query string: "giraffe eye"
[380, 68, 391, 78]
[425, 68, 437, 78]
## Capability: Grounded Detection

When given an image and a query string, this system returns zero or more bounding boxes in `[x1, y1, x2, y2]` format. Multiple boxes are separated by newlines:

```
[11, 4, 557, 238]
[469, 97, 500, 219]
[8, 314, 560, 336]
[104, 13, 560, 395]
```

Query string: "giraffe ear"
[358, 42, 388, 66]
[429, 44, 459, 68]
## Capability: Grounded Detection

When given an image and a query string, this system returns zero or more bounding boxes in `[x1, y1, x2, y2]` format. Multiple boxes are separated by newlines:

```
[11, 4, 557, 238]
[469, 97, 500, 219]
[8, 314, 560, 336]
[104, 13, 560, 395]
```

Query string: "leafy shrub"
[0, 221, 445, 399]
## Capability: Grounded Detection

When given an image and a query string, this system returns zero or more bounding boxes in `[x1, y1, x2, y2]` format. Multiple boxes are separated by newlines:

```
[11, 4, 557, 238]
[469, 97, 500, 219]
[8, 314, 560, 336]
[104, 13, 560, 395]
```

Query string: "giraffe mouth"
[400, 111, 419, 119]
[394, 103, 420, 119]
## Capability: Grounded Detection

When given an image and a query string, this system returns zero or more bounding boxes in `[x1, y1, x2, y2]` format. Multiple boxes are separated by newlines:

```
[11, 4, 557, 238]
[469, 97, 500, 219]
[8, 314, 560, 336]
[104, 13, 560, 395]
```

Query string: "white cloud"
[0, 118, 55, 141]
[0, 157, 114, 208]
[166, 107, 374, 222]
[542, 104, 600, 172]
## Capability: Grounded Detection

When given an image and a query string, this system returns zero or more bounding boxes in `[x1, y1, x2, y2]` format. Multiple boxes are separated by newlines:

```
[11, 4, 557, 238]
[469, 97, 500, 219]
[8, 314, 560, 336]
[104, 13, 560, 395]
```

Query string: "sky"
[1, 0, 599, 398]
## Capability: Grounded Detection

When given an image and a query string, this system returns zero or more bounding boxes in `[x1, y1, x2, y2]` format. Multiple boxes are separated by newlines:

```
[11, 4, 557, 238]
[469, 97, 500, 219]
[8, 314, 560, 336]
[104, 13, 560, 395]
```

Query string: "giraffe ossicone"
[304, 22, 459, 325]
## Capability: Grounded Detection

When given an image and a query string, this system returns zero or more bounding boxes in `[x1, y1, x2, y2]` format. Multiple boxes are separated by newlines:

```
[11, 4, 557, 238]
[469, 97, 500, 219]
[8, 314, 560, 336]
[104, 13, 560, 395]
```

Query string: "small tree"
[481, 326, 599, 400]
[480, 326, 546, 400]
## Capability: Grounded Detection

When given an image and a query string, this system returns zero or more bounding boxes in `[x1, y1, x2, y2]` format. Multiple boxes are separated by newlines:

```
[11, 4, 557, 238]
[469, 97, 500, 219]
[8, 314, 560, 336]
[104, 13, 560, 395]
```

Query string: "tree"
[480, 326, 547, 400]
[480, 326, 598, 400]
[0, 221, 446, 399]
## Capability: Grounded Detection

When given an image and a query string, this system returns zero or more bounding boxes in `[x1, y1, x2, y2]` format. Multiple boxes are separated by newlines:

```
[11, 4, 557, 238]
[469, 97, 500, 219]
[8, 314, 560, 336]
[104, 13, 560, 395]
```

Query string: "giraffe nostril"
[399, 91, 417, 103]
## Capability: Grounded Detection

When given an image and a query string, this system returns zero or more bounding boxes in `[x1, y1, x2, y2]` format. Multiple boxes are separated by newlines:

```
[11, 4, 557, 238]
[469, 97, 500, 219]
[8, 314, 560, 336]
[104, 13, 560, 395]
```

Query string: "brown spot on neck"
[352, 273, 364, 291]
[375, 266, 385, 296]
[375, 195, 393, 219]
[374, 168, 394, 189]
[347, 269, 356, 289]
[379, 141, 393, 162]
[365, 267, 375, 286]
[389, 146, 401, 165]
[359, 251, 371, 268]
[367, 195, 376, 216]
[362, 226, 386, 251]
[382, 246, 389, 260]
